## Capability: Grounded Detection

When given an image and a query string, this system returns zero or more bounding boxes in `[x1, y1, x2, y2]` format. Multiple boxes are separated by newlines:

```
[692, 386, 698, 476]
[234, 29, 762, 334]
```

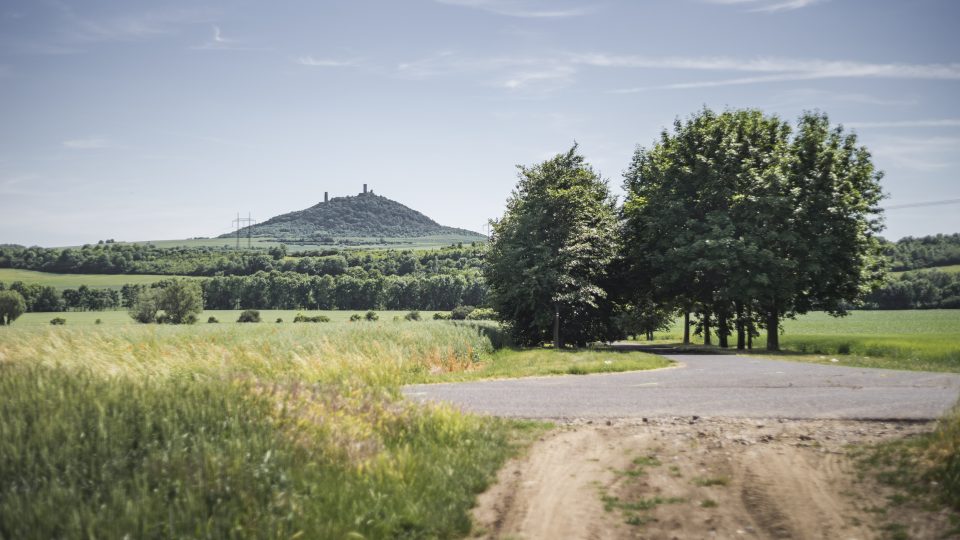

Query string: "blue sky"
[1, 0, 958, 246]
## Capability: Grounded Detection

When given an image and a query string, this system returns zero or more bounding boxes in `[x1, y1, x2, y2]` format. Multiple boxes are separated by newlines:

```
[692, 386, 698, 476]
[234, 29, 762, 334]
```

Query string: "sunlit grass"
[857, 403, 960, 513]
[420, 347, 672, 383]
[0, 322, 548, 538]
[645, 310, 960, 372]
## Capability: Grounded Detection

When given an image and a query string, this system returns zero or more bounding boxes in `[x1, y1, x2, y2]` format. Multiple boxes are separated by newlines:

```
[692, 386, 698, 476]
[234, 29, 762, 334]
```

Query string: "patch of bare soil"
[471, 417, 954, 539]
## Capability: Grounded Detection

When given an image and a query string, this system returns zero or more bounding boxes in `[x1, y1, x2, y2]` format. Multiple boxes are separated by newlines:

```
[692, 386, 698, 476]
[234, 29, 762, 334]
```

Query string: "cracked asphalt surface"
[403, 354, 960, 420]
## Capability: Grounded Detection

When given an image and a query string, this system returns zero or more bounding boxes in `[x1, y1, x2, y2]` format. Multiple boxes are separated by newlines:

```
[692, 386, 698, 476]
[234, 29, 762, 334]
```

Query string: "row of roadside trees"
[485, 108, 886, 351]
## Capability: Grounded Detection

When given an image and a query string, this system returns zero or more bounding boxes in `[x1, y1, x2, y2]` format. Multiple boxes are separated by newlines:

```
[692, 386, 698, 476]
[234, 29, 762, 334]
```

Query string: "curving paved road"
[403, 354, 960, 420]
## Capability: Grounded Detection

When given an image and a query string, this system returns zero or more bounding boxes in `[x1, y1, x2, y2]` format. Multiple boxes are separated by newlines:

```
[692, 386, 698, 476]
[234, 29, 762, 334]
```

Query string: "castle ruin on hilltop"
[323, 184, 372, 204]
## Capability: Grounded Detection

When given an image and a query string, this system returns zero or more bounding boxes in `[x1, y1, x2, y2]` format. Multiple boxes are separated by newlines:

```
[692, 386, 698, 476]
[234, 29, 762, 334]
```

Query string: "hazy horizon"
[2, 0, 958, 246]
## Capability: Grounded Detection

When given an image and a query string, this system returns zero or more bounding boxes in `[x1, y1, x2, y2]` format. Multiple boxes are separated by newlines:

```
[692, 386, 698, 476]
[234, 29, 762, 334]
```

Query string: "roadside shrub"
[466, 308, 497, 321]
[450, 305, 476, 320]
[49, 317, 66, 326]
[237, 310, 261, 323]
[294, 313, 331, 323]
[207, 316, 219, 324]
[433, 312, 452, 320]
[349, 314, 362, 322]
[365, 311, 379, 322]
[405, 310, 422, 321]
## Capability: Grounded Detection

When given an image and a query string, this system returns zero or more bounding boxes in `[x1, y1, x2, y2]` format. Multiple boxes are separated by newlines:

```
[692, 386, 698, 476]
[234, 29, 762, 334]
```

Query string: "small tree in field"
[129, 289, 160, 324]
[156, 280, 203, 324]
[0, 290, 27, 325]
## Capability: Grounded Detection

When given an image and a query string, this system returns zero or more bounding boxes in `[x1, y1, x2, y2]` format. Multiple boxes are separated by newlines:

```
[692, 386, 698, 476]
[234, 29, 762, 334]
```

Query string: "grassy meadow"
[0, 318, 666, 538]
[0, 321, 541, 538]
[0, 268, 196, 289]
[650, 310, 960, 372]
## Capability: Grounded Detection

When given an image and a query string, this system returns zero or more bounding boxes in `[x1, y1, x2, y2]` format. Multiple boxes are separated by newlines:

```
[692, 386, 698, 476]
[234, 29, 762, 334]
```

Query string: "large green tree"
[485, 145, 620, 347]
[623, 108, 884, 350]
[0, 290, 27, 325]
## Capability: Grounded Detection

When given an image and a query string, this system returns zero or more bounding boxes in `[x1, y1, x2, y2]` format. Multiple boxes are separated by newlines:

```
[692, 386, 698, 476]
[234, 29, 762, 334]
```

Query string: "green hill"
[220, 191, 484, 241]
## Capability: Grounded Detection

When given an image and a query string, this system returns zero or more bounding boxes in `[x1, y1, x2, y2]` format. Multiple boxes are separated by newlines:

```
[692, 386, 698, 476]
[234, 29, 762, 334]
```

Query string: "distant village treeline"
[0, 235, 959, 313]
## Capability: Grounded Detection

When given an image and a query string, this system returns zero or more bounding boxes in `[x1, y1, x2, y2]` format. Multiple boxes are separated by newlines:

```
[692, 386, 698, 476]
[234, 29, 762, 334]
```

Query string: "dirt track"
[472, 418, 952, 539]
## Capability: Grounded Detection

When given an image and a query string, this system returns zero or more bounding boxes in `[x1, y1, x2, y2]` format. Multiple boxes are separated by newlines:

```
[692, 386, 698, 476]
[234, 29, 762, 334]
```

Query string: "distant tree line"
[199, 271, 486, 310]
[0, 270, 486, 313]
[864, 269, 960, 309]
[0, 243, 485, 278]
[882, 234, 960, 272]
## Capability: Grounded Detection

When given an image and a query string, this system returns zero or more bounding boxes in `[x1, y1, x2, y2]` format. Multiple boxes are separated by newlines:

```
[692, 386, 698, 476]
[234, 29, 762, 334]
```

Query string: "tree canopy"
[485, 145, 621, 347]
[622, 108, 885, 350]
[0, 290, 26, 325]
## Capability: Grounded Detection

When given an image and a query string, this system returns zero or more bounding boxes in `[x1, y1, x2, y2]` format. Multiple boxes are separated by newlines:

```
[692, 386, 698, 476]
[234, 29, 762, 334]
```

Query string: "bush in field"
[466, 308, 496, 321]
[49, 317, 66, 326]
[237, 309, 261, 323]
[450, 305, 475, 320]
[405, 310, 421, 321]
[0, 290, 26, 325]
[433, 312, 451, 320]
[95, 318, 102, 325]
[128, 288, 159, 324]
[207, 316, 219, 323]
[365, 311, 379, 321]
[349, 314, 362, 322]
[276, 318, 283, 323]
[294, 313, 330, 323]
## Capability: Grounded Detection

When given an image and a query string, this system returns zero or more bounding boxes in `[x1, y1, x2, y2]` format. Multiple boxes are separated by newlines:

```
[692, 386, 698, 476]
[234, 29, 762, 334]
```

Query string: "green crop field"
[0, 268, 195, 290]
[652, 310, 960, 372]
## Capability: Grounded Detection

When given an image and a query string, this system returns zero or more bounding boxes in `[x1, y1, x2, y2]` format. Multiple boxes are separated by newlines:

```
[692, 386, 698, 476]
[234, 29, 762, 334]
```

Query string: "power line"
[882, 198, 960, 210]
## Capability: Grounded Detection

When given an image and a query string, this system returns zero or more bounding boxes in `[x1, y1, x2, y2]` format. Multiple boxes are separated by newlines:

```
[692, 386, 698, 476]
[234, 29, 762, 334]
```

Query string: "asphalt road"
[403, 354, 960, 420]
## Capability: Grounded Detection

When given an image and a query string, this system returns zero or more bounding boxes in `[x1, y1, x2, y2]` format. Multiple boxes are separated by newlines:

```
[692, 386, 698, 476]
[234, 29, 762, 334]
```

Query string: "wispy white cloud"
[60, 5, 212, 44]
[703, 0, 828, 12]
[845, 119, 960, 129]
[599, 55, 960, 92]
[297, 55, 360, 68]
[191, 25, 266, 51]
[6, 4, 213, 55]
[868, 136, 960, 171]
[764, 88, 918, 107]
[62, 138, 113, 150]
[434, 0, 591, 18]
[501, 65, 575, 90]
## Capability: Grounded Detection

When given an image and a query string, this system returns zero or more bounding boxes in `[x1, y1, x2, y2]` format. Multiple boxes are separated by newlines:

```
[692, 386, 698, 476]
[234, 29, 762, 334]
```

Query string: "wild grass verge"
[857, 406, 960, 511]
[0, 323, 549, 538]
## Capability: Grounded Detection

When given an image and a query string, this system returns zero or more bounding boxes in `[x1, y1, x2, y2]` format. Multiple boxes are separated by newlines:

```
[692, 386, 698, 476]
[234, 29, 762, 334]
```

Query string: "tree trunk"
[703, 311, 712, 346]
[736, 302, 745, 350]
[553, 302, 561, 349]
[683, 311, 690, 345]
[647, 330, 654, 341]
[766, 308, 779, 351]
[718, 311, 729, 348]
